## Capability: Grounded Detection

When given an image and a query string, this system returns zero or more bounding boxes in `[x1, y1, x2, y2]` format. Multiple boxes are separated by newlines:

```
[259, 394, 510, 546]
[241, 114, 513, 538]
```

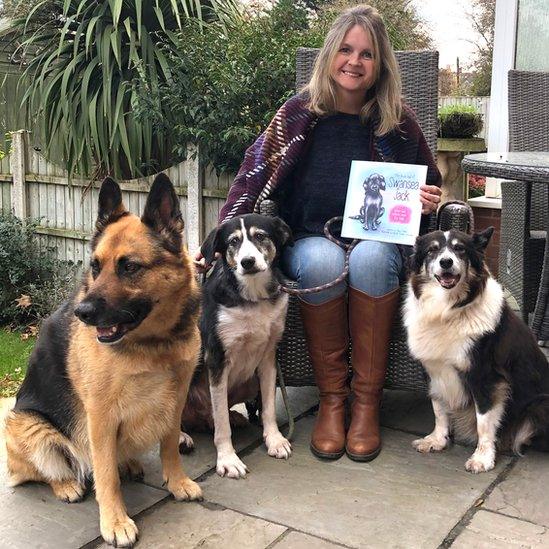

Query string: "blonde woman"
[198, 4, 442, 462]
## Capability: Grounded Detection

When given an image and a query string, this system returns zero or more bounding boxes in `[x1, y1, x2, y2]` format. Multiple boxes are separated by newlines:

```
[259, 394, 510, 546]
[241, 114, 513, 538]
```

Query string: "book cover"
[341, 160, 427, 246]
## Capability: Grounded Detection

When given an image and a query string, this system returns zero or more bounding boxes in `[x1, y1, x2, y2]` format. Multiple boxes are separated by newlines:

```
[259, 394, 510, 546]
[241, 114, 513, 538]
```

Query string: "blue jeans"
[281, 237, 403, 305]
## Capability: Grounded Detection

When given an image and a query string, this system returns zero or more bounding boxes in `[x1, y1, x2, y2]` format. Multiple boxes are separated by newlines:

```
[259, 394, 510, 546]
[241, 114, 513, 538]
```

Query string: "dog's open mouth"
[96, 321, 140, 344]
[435, 272, 461, 289]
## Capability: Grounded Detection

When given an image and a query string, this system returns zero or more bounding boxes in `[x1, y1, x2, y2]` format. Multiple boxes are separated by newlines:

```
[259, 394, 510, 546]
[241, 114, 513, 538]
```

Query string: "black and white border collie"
[190, 213, 293, 478]
[404, 228, 549, 473]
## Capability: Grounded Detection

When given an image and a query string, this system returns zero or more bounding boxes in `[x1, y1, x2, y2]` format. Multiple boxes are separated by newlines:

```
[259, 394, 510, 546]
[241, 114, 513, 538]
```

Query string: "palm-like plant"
[11, 0, 241, 178]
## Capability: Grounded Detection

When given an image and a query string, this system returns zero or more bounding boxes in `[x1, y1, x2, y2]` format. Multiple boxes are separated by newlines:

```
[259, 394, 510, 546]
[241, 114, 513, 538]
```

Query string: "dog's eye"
[453, 244, 465, 252]
[124, 262, 141, 274]
[229, 236, 239, 246]
[428, 247, 438, 255]
[255, 233, 266, 242]
[90, 259, 100, 279]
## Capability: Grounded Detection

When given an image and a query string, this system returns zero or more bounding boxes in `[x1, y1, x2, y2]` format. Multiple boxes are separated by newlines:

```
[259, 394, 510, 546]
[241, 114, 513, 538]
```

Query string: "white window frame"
[484, 0, 518, 197]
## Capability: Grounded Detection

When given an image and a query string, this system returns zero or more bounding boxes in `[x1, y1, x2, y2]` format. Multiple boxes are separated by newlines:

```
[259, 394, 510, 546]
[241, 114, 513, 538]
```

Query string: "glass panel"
[515, 0, 549, 71]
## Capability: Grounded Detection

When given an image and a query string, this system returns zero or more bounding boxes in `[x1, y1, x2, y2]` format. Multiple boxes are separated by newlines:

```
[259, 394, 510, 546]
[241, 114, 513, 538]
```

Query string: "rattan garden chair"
[262, 49, 472, 392]
[499, 70, 549, 323]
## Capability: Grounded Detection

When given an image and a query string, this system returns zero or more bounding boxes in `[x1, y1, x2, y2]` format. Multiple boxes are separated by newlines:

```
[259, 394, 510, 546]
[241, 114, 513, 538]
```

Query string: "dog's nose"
[240, 256, 256, 270]
[74, 301, 98, 324]
[439, 257, 453, 269]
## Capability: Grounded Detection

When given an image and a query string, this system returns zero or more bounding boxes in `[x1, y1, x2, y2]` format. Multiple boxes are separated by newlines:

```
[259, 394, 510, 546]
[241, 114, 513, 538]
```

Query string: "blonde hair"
[303, 4, 402, 135]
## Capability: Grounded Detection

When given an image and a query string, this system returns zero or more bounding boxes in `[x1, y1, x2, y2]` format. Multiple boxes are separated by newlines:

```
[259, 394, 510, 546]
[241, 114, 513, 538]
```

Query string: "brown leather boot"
[300, 295, 349, 459]
[346, 287, 400, 461]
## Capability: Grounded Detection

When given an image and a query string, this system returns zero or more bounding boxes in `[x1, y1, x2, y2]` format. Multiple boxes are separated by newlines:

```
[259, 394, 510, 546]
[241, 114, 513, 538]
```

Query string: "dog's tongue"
[96, 325, 120, 338]
[440, 273, 459, 288]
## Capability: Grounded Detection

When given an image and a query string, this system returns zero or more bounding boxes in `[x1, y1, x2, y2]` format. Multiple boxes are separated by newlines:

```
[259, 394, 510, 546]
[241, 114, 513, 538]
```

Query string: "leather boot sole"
[310, 443, 345, 460]
[345, 445, 381, 462]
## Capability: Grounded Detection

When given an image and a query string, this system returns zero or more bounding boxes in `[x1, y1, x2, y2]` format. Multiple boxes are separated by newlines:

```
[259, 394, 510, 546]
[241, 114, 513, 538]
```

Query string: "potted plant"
[436, 104, 486, 202]
[438, 104, 483, 138]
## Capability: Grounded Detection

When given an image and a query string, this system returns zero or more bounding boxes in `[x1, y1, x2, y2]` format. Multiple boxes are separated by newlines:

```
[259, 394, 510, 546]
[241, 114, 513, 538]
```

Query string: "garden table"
[462, 152, 549, 340]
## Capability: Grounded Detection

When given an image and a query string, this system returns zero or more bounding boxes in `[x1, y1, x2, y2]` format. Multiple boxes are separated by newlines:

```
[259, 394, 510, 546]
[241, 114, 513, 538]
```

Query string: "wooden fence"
[0, 131, 231, 271]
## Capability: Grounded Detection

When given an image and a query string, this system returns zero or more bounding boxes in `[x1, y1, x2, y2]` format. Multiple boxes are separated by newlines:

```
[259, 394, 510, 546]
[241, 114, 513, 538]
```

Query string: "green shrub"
[0, 212, 76, 326]
[438, 104, 483, 138]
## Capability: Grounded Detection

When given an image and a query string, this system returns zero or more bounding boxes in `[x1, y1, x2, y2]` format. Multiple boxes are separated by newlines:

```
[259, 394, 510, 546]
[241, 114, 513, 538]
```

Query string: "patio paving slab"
[484, 450, 549, 528]
[272, 531, 345, 548]
[1, 467, 168, 549]
[97, 500, 287, 549]
[452, 510, 549, 548]
[200, 415, 510, 549]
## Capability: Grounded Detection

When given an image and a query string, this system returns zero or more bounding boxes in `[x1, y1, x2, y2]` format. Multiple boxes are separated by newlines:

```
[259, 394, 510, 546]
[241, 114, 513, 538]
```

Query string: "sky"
[411, 0, 479, 70]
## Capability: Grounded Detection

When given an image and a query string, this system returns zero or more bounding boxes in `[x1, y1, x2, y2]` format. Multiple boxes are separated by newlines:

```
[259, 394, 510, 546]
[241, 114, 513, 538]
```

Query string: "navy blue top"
[281, 112, 373, 239]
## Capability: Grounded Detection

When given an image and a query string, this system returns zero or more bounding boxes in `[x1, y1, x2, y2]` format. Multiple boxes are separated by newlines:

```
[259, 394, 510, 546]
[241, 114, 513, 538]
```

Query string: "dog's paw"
[119, 458, 144, 481]
[179, 431, 195, 454]
[51, 478, 86, 503]
[100, 514, 138, 548]
[216, 452, 248, 479]
[465, 451, 495, 474]
[265, 432, 292, 459]
[168, 477, 203, 501]
[412, 435, 449, 453]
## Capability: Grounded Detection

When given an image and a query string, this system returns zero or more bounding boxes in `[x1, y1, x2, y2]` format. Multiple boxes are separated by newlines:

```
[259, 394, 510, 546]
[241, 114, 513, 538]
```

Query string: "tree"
[314, 0, 433, 50]
[4, 0, 241, 179]
[467, 0, 495, 96]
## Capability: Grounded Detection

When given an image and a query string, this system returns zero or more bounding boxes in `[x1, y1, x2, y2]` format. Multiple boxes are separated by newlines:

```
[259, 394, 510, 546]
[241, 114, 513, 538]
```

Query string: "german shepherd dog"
[404, 228, 549, 473]
[5, 175, 202, 547]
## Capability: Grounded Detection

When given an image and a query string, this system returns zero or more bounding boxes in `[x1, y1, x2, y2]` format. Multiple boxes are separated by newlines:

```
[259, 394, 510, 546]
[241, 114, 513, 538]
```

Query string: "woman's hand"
[193, 249, 209, 274]
[193, 249, 219, 274]
[419, 184, 442, 215]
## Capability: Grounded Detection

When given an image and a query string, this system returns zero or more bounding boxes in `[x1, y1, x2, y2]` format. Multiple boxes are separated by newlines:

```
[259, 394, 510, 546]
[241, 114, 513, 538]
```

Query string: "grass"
[0, 329, 36, 397]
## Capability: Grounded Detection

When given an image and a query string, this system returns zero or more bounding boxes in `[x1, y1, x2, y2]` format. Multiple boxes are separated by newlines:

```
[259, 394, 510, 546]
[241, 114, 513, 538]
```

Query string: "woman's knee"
[282, 237, 346, 304]
[348, 240, 402, 296]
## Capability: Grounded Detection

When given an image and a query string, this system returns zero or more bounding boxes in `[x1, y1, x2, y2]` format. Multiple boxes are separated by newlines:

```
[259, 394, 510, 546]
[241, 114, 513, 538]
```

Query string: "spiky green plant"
[9, 0, 241, 178]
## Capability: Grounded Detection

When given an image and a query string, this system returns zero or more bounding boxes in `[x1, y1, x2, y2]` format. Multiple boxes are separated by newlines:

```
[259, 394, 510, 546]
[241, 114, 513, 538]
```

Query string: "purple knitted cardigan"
[219, 94, 441, 223]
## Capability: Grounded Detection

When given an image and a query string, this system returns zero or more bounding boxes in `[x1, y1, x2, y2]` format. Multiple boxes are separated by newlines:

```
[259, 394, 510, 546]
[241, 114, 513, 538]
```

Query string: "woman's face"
[330, 24, 376, 110]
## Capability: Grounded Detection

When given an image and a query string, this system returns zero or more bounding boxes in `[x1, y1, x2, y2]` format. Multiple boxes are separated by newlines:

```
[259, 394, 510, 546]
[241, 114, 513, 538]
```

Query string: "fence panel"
[0, 135, 214, 271]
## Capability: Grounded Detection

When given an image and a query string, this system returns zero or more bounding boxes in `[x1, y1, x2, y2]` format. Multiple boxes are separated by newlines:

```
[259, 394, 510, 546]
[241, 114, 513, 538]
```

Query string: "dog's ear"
[379, 174, 386, 190]
[141, 173, 184, 251]
[472, 227, 494, 252]
[409, 235, 426, 274]
[96, 177, 127, 230]
[201, 226, 222, 265]
[272, 217, 294, 248]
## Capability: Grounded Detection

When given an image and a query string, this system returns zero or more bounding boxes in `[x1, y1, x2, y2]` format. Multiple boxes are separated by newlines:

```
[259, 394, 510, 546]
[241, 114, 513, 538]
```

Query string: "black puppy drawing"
[350, 173, 386, 230]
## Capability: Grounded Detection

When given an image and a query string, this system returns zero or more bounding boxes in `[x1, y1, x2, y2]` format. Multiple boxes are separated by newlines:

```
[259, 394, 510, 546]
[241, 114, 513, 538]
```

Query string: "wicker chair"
[499, 70, 549, 323]
[263, 48, 472, 392]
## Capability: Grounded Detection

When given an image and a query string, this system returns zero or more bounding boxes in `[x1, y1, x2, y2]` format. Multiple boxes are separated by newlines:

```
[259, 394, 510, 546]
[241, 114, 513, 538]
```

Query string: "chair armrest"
[437, 201, 474, 233]
[260, 199, 279, 217]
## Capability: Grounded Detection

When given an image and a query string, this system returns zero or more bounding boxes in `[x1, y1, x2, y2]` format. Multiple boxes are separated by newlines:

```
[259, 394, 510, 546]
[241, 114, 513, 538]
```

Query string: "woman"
[197, 4, 441, 462]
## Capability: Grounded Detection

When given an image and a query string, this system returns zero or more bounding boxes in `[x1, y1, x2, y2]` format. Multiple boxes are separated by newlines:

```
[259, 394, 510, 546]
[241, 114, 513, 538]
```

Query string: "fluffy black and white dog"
[404, 228, 549, 473]
[193, 213, 293, 478]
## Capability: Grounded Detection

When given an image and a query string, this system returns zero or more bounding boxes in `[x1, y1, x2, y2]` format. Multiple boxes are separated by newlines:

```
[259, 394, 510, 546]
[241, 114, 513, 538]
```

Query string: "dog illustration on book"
[349, 173, 386, 230]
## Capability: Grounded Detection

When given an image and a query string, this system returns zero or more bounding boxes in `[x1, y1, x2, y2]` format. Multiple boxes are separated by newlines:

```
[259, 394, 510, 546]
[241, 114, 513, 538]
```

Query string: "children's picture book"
[341, 160, 427, 246]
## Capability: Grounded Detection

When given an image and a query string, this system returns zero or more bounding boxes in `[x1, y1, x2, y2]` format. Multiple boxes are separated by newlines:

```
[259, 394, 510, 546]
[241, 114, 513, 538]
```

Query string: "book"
[341, 160, 427, 246]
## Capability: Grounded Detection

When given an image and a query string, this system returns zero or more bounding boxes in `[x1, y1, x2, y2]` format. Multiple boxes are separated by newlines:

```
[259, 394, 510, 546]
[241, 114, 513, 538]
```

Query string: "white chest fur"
[216, 294, 288, 389]
[403, 278, 504, 410]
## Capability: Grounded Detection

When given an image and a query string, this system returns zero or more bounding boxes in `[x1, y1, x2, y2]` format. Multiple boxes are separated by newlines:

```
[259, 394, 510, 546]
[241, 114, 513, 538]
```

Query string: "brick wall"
[471, 206, 501, 278]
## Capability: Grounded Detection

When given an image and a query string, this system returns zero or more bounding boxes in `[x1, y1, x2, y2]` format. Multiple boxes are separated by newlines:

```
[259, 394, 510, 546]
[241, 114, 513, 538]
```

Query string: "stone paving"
[2, 379, 549, 549]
